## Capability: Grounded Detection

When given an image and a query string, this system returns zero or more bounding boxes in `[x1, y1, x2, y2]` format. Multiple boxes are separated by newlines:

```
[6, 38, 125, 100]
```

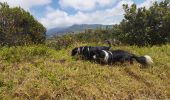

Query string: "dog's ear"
[73, 47, 78, 51]
[71, 47, 78, 56]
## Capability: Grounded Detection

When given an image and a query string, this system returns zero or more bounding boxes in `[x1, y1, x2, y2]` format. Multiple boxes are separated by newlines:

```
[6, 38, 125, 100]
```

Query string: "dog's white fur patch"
[87, 46, 90, 52]
[144, 55, 153, 65]
[77, 48, 80, 54]
[102, 50, 109, 63]
[93, 55, 96, 59]
[82, 47, 84, 52]
[108, 51, 113, 56]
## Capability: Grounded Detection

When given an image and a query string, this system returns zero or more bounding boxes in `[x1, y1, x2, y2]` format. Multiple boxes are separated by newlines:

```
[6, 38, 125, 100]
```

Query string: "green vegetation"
[115, 0, 170, 46]
[0, 3, 46, 46]
[0, 44, 170, 99]
[46, 28, 114, 50]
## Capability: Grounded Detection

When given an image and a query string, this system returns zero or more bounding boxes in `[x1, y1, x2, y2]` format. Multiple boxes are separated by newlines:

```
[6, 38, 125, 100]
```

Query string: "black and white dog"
[71, 40, 111, 60]
[93, 50, 153, 66]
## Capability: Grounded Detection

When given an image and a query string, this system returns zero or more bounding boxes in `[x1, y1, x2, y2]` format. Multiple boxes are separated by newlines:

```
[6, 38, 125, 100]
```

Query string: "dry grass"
[0, 44, 170, 99]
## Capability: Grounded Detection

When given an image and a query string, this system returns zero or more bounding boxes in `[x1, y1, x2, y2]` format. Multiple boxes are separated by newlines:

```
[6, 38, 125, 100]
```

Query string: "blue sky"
[0, 0, 161, 29]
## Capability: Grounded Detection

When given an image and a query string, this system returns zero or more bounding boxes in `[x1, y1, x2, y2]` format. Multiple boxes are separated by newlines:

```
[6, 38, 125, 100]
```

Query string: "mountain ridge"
[46, 24, 113, 36]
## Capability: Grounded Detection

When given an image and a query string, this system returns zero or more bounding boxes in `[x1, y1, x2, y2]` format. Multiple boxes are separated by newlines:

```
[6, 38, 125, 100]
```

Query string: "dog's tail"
[132, 55, 154, 66]
[105, 40, 111, 49]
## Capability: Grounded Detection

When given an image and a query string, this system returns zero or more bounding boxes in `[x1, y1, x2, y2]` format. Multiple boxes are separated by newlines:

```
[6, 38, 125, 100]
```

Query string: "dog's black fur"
[71, 40, 111, 60]
[93, 50, 153, 66]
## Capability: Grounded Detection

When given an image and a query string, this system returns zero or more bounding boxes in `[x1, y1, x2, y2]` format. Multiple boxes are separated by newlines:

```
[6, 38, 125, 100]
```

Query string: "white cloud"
[40, 0, 133, 29]
[0, 0, 51, 11]
[59, 0, 118, 11]
[97, 0, 116, 6]
[59, 0, 96, 11]
[137, 0, 161, 9]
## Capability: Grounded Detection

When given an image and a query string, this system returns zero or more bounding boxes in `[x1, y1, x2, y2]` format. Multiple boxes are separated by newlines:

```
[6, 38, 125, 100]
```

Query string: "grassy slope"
[0, 43, 170, 99]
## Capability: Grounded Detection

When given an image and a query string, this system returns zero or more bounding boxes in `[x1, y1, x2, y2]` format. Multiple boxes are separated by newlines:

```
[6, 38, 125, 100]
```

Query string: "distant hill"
[46, 24, 113, 36]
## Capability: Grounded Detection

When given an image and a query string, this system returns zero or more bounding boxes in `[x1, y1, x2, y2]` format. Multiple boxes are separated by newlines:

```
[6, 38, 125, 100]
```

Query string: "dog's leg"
[120, 58, 125, 64]
[108, 61, 112, 66]
[130, 58, 134, 64]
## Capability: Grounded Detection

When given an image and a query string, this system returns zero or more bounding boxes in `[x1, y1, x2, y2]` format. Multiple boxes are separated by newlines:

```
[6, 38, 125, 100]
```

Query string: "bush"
[0, 3, 46, 46]
[115, 0, 170, 46]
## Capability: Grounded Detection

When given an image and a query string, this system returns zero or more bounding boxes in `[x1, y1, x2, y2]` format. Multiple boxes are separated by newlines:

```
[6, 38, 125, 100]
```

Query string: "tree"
[116, 0, 170, 46]
[0, 2, 46, 45]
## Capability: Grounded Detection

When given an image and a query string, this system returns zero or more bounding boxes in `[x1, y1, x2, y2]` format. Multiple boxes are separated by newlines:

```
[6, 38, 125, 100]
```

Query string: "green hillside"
[0, 43, 170, 99]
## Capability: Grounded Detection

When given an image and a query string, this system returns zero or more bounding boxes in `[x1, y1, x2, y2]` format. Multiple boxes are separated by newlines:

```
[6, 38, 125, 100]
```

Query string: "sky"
[0, 0, 162, 29]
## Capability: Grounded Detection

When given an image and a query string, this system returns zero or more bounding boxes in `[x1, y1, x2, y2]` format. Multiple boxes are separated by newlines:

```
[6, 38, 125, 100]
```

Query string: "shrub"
[0, 3, 46, 46]
[115, 0, 170, 46]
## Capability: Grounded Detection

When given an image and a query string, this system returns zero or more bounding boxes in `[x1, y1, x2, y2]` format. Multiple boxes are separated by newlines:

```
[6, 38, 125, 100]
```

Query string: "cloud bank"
[40, 0, 133, 29]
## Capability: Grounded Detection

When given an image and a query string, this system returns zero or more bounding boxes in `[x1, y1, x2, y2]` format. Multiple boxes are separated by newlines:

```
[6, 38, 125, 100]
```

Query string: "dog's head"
[71, 47, 79, 56]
